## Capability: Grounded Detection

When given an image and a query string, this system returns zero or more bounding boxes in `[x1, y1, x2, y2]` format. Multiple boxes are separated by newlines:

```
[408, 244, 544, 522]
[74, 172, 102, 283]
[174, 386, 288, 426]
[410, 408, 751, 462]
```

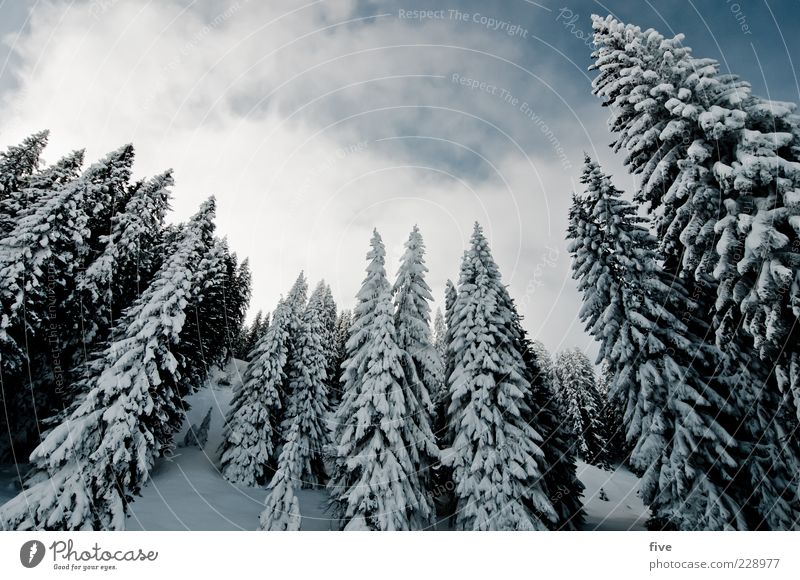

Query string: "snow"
[577, 461, 649, 531]
[0, 357, 651, 531]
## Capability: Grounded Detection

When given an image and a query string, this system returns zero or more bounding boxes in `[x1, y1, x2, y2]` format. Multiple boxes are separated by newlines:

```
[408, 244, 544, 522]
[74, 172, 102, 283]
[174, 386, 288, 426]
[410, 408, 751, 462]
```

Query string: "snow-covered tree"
[75, 170, 173, 346]
[238, 310, 265, 359]
[0, 150, 89, 380]
[553, 349, 606, 466]
[444, 223, 556, 530]
[328, 286, 435, 530]
[280, 293, 330, 487]
[259, 287, 331, 530]
[430, 308, 448, 408]
[220, 301, 291, 487]
[568, 157, 747, 530]
[432, 308, 447, 365]
[332, 231, 391, 449]
[392, 225, 440, 413]
[0, 149, 91, 459]
[391, 226, 440, 489]
[530, 341, 555, 385]
[590, 16, 800, 529]
[258, 444, 302, 531]
[0, 131, 49, 234]
[320, 283, 339, 383]
[597, 361, 629, 465]
[443, 279, 457, 378]
[328, 308, 352, 407]
[79, 144, 136, 263]
[220, 255, 252, 360]
[517, 337, 584, 529]
[433, 280, 458, 443]
[0, 198, 221, 530]
[220, 272, 304, 486]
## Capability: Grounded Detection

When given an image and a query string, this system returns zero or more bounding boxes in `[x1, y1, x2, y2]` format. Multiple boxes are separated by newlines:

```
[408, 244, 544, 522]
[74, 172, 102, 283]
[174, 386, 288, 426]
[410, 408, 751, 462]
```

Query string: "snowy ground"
[1, 359, 650, 531]
[577, 461, 649, 531]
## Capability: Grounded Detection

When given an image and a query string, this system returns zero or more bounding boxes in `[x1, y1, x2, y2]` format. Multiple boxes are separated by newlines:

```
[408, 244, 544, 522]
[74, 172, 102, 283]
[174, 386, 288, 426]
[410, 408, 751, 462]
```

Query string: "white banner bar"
[1, 531, 798, 579]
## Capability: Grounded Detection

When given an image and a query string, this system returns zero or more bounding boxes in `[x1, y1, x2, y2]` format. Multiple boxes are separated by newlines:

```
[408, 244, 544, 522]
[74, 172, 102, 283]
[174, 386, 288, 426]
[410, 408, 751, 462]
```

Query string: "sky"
[0, 0, 798, 358]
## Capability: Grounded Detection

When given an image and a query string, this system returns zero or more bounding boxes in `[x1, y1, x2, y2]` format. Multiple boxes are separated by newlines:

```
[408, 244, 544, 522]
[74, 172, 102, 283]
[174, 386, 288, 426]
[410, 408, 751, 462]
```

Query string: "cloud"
[0, 0, 620, 355]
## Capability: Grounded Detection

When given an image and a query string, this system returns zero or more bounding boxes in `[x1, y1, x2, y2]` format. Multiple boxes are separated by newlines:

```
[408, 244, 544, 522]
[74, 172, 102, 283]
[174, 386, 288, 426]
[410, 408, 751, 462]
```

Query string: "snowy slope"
[0, 359, 650, 531]
[127, 360, 332, 531]
[577, 461, 649, 531]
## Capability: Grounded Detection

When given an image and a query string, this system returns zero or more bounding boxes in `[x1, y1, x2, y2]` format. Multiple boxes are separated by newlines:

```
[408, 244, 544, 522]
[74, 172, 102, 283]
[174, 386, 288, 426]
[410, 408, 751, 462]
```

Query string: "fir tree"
[0, 150, 89, 380]
[221, 256, 252, 360]
[530, 341, 556, 386]
[525, 339, 585, 528]
[444, 223, 557, 530]
[258, 441, 302, 531]
[75, 170, 173, 347]
[280, 293, 330, 487]
[329, 309, 352, 407]
[597, 361, 630, 465]
[568, 157, 747, 530]
[220, 301, 291, 487]
[332, 231, 391, 450]
[240, 310, 264, 359]
[0, 198, 220, 530]
[432, 308, 447, 368]
[391, 225, 440, 493]
[433, 280, 458, 443]
[553, 349, 606, 466]
[0, 131, 49, 234]
[329, 287, 435, 530]
[220, 273, 303, 486]
[321, 283, 339, 384]
[590, 16, 800, 528]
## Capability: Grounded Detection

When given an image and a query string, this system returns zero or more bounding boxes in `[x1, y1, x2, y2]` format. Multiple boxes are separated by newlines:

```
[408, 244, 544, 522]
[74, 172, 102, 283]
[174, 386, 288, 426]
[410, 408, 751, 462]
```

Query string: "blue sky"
[0, 0, 797, 358]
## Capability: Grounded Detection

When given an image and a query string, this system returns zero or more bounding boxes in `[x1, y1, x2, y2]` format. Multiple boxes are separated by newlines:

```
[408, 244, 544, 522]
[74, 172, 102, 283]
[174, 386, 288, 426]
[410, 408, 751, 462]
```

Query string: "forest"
[0, 14, 798, 531]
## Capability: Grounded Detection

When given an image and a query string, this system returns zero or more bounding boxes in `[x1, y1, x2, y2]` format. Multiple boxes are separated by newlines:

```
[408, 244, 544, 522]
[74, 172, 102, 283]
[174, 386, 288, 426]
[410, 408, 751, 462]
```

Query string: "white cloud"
[0, 0, 616, 356]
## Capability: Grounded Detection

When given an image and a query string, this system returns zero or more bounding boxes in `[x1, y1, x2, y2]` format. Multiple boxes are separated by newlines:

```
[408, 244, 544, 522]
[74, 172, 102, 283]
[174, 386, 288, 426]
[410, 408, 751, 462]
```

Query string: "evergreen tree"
[328, 287, 435, 530]
[0, 151, 89, 380]
[329, 309, 352, 407]
[444, 223, 556, 530]
[590, 16, 800, 529]
[75, 170, 173, 347]
[597, 361, 629, 465]
[0, 131, 49, 234]
[568, 158, 747, 530]
[280, 293, 330, 487]
[431, 307, 448, 409]
[518, 337, 585, 529]
[175, 238, 235, 392]
[220, 301, 291, 487]
[391, 225, 440, 491]
[220, 273, 303, 486]
[321, 283, 339, 384]
[553, 349, 606, 466]
[530, 341, 556, 386]
[0, 150, 90, 459]
[433, 280, 458, 443]
[0, 198, 220, 530]
[443, 279, 457, 380]
[332, 231, 391, 451]
[240, 310, 263, 359]
[79, 145, 136, 264]
[432, 308, 447, 367]
[221, 256, 252, 360]
[258, 439, 302, 531]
